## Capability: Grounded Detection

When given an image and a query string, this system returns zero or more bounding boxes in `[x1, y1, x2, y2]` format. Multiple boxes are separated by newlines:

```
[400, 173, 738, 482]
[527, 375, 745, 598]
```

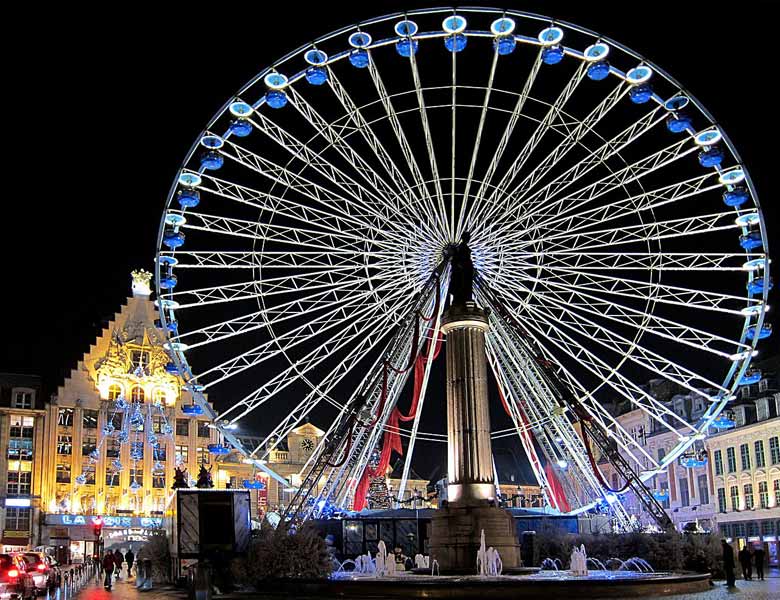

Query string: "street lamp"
[91, 516, 104, 561]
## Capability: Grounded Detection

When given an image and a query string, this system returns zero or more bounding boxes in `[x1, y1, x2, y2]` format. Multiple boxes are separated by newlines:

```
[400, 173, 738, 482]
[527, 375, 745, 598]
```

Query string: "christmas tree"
[367, 450, 391, 509]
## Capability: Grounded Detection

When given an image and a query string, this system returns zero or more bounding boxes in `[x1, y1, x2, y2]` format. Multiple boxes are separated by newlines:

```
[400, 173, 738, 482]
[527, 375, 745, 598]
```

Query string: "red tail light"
[7, 568, 19, 578]
[37, 563, 47, 571]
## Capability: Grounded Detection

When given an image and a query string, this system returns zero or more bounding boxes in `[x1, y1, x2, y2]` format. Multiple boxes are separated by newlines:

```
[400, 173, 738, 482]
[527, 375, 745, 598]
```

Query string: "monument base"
[428, 502, 522, 573]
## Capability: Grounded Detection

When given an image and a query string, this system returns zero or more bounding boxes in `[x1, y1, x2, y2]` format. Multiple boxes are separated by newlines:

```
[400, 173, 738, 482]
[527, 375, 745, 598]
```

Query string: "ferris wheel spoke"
[197, 173, 404, 242]
[476, 98, 663, 239]
[515, 137, 698, 234]
[367, 55, 449, 236]
[476, 81, 629, 231]
[503, 251, 754, 272]
[177, 210, 388, 252]
[161, 249, 393, 269]
[511, 172, 720, 248]
[505, 210, 744, 255]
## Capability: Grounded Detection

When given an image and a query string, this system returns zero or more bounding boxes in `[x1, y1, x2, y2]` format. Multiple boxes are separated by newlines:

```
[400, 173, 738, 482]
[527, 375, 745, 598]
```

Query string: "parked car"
[0, 553, 35, 600]
[15, 554, 56, 595]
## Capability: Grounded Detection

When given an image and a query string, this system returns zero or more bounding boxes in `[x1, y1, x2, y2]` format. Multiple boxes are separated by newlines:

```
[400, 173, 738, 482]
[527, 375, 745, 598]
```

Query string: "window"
[57, 435, 72, 455]
[82, 410, 99, 429]
[8, 416, 34, 461]
[759, 481, 769, 508]
[153, 417, 165, 434]
[757, 398, 770, 421]
[197, 447, 210, 465]
[106, 471, 120, 487]
[83, 463, 96, 485]
[56, 464, 71, 483]
[153, 389, 167, 406]
[770, 437, 780, 464]
[8, 472, 31, 496]
[57, 408, 74, 427]
[730, 485, 739, 511]
[106, 438, 121, 459]
[714, 450, 723, 476]
[131, 350, 149, 369]
[176, 419, 190, 437]
[107, 384, 122, 401]
[679, 478, 690, 507]
[5, 508, 30, 531]
[154, 446, 167, 462]
[131, 386, 145, 403]
[130, 469, 143, 487]
[697, 474, 709, 505]
[717, 488, 727, 513]
[111, 411, 123, 431]
[11, 390, 33, 409]
[726, 447, 737, 473]
[740, 444, 751, 471]
[744, 484, 754, 509]
[153, 474, 166, 489]
[197, 422, 210, 438]
[82, 436, 97, 456]
[756, 440, 766, 468]
[775, 480, 780, 506]
[175, 445, 189, 465]
[130, 441, 144, 461]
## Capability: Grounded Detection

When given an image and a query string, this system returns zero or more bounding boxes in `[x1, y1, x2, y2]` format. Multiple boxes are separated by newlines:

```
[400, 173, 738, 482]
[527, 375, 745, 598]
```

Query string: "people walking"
[721, 539, 736, 589]
[125, 548, 135, 577]
[102, 552, 115, 590]
[753, 545, 765, 581]
[738, 545, 752, 580]
[113, 549, 124, 580]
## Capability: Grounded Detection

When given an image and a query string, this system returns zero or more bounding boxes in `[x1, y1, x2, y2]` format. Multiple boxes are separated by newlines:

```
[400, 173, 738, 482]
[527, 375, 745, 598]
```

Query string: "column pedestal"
[428, 301, 521, 573]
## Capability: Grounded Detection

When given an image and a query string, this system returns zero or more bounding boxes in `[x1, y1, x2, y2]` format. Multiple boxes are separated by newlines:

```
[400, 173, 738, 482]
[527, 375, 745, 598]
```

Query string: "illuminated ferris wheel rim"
[153, 7, 771, 517]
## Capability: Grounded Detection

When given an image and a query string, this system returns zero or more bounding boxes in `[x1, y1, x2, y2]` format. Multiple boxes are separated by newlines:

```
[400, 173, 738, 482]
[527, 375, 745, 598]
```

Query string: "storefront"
[41, 514, 167, 563]
[720, 519, 780, 566]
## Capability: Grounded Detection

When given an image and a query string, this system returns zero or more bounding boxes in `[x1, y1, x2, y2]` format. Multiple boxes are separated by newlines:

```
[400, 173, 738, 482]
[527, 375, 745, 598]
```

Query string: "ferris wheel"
[154, 8, 772, 526]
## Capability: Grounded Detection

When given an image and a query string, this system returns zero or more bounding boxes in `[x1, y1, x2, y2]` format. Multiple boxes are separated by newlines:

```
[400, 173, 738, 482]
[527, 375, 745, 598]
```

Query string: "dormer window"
[131, 350, 150, 369]
[11, 389, 34, 410]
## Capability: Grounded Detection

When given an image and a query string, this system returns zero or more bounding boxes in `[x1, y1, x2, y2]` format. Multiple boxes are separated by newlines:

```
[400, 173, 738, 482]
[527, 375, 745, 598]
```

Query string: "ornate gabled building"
[37, 272, 219, 561]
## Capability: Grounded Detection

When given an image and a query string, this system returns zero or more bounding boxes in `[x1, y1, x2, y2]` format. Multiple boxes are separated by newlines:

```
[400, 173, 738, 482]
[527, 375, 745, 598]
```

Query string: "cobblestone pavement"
[74, 578, 185, 600]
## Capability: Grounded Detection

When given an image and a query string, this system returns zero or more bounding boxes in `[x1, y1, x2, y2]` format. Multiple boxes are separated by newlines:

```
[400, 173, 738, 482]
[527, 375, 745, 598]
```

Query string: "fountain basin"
[247, 570, 710, 599]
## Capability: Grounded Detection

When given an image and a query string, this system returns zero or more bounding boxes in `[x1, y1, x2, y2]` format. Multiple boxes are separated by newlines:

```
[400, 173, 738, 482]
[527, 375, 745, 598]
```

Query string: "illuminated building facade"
[37, 272, 218, 560]
[0, 373, 46, 551]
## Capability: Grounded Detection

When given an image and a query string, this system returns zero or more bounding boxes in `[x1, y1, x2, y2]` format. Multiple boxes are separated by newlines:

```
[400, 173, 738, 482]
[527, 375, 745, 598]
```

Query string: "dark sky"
[4, 1, 777, 457]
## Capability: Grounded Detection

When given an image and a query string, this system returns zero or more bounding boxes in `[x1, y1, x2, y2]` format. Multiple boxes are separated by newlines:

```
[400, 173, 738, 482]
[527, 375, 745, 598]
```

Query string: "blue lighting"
[444, 34, 467, 53]
[200, 151, 223, 171]
[208, 443, 231, 455]
[542, 47, 564, 65]
[266, 90, 288, 109]
[182, 404, 204, 416]
[177, 189, 200, 208]
[698, 146, 723, 168]
[159, 273, 177, 290]
[494, 36, 516, 56]
[165, 362, 180, 375]
[739, 231, 763, 251]
[666, 114, 692, 133]
[305, 66, 328, 85]
[723, 187, 749, 207]
[629, 85, 653, 104]
[739, 369, 761, 385]
[163, 229, 185, 249]
[229, 119, 253, 137]
[712, 415, 736, 429]
[587, 61, 610, 80]
[746, 323, 772, 340]
[680, 456, 707, 469]
[396, 38, 418, 57]
[747, 277, 772, 295]
[349, 49, 369, 68]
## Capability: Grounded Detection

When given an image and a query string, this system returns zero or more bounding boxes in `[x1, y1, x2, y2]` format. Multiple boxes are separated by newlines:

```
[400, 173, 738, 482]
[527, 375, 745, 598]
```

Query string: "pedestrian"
[737, 545, 752, 580]
[102, 553, 115, 590]
[721, 539, 736, 589]
[113, 549, 124, 580]
[125, 548, 135, 577]
[754, 545, 765, 581]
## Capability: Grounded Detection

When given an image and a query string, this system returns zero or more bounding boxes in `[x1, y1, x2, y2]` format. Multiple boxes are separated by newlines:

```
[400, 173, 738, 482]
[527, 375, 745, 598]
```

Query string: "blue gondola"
[587, 61, 610, 80]
[200, 151, 223, 170]
[747, 277, 773, 295]
[266, 90, 288, 108]
[182, 404, 203, 416]
[349, 50, 369, 68]
[229, 119, 253, 137]
[305, 66, 327, 85]
[396, 38, 418, 57]
[653, 489, 669, 501]
[163, 229, 185, 249]
[493, 36, 516, 55]
[746, 323, 772, 340]
[177, 189, 200, 208]
[243, 479, 265, 490]
[680, 455, 707, 469]
[698, 146, 723, 167]
[208, 443, 231, 455]
[666, 113, 691, 133]
[739, 231, 763, 250]
[723, 187, 749, 207]
[159, 273, 177, 290]
[629, 85, 653, 103]
[712, 413, 736, 429]
[542, 46, 564, 64]
[739, 369, 761, 385]
[165, 361, 179, 375]
[444, 34, 467, 53]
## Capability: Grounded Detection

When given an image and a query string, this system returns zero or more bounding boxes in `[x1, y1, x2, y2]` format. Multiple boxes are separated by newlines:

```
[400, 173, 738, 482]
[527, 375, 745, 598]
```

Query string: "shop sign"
[45, 514, 163, 529]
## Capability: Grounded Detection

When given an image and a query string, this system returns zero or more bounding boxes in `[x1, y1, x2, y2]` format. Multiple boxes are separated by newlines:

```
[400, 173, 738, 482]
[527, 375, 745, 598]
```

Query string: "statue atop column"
[448, 232, 474, 307]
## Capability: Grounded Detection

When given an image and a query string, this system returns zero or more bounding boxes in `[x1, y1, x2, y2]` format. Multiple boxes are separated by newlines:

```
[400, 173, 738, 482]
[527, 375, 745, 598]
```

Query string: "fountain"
[586, 558, 607, 571]
[540, 558, 562, 571]
[569, 545, 588, 577]
[476, 530, 503, 577]
[414, 554, 429, 569]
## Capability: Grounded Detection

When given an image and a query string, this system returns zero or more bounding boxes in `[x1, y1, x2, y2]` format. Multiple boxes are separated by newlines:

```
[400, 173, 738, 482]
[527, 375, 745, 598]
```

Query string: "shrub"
[232, 521, 331, 585]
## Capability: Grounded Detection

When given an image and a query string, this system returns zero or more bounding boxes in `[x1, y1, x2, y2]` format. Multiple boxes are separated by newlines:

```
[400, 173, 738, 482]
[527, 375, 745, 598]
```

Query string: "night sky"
[4, 2, 777, 477]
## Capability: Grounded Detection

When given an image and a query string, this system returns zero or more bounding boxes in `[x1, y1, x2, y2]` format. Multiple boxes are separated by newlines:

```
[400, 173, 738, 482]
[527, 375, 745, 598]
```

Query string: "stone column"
[442, 301, 495, 505]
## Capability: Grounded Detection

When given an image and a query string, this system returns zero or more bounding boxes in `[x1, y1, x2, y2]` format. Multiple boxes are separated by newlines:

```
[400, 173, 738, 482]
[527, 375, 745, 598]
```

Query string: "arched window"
[154, 389, 167, 406]
[108, 384, 122, 401]
[131, 386, 145, 403]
